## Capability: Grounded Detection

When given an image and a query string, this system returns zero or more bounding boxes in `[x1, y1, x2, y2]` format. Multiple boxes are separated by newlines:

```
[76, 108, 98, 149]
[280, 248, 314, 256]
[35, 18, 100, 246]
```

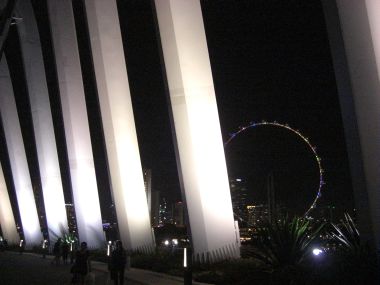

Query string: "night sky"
[1, 0, 355, 224]
[120, 0, 354, 215]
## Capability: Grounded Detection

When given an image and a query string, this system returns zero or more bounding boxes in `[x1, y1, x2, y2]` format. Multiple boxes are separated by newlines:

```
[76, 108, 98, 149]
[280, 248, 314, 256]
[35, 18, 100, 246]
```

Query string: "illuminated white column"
[323, 0, 380, 251]
[47, 0, 104, 248]
[0, 57, 42, 247]
[154, 0, 240, 261]
[16, 0, 68, 242]
[84, 0, 154, 252]
[0, 162, 19, 244]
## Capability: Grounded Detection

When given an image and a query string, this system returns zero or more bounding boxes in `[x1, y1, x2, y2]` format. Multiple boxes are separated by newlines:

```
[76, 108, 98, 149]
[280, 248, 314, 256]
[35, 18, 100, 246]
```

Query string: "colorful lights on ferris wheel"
[225, 120, 325, 217]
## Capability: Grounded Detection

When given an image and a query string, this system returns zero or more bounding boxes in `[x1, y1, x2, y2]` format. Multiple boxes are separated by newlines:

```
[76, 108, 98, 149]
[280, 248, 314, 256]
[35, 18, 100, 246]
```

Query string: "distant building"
[158, 198, 172, 225]
[173, 201, 184, 226]
[151, 191, 160, 227]
[247, 204, 269, 227]
[229, 178, 249, 226]
[142, 169, 162, 227]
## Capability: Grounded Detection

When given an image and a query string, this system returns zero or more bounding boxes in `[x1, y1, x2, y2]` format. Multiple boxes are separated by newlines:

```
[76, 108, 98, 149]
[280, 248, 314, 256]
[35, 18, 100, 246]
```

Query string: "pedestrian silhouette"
[52, 238, 62, 265]
[62, 240, 70, 265]
[108, 240, 127, 285]
[71, 241, 91, 284]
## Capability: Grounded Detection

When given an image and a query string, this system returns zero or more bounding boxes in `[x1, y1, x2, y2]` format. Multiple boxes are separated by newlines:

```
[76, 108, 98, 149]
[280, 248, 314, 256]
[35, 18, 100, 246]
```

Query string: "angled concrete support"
[323, 0, 380, 252]
[154, 0, 240, 261]
[0, 0, 18, 59]
[0, 162, 18, 244]
[0, 57, 41, 247]
[47, 0, 104, 248]
[83, 0, 154, 252]
[16, 0, 68, 242]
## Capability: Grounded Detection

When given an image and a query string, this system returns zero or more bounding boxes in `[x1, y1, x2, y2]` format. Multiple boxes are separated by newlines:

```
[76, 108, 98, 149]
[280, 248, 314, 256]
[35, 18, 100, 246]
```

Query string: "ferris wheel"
[225, 121, 324, 217]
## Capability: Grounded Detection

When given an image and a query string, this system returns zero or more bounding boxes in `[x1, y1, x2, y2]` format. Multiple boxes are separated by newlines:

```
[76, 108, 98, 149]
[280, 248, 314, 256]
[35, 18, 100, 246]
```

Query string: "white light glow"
[184, 247, 187, 268]
[0, 57, 42, 247]
[313, 248, 323, 256]
[107, 242, 111, 256]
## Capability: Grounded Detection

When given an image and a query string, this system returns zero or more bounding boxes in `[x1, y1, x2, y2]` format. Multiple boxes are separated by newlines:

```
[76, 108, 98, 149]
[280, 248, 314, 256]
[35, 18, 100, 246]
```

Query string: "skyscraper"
[229, 178, 249, 227]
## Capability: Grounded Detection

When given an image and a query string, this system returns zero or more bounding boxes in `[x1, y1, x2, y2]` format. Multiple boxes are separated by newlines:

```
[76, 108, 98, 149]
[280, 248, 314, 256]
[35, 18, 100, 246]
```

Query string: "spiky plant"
[330, 213, 379, 284]
[330, 213, 360, 251]
[251, 216, 325, 269]
[63, 232, 78, 245]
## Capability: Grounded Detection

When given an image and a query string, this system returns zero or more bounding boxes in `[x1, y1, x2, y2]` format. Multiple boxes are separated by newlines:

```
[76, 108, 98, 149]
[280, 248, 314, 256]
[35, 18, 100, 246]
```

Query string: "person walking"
[71, 241, 91, 284]
[62, 240, 70, 265]
[52, 238, 62, 265]
[109, 240, 127, 285]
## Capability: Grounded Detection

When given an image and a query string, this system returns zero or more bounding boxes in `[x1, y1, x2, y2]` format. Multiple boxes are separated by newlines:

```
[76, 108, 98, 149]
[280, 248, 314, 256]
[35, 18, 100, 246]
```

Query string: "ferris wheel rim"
[224, 121, 324, 217]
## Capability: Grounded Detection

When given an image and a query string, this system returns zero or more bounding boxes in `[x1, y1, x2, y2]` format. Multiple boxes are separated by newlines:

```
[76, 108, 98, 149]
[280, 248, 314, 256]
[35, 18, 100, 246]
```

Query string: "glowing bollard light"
[42, 239, 48, 258]
[183, 246, 192, 285]
[42, 239, 48, 249]
[183, 247, 187, 268]
[312, 248, 323, 256]
[154, 0, 240, 262]
[19, 239, 25, 254]
[107, 241, 112, 257]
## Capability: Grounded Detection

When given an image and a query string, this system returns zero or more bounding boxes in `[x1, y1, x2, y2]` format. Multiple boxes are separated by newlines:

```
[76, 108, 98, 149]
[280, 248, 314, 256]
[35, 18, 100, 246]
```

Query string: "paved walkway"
[92, 260, 209, 285]
[0, 251, 211, 284]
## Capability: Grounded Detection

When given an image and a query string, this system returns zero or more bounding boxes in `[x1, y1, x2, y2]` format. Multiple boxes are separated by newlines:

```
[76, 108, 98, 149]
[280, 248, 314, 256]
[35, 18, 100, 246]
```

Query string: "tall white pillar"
[0, 57, 42, 247]
[16, 0, 68, 242]
[323, 0, 380, 252]
[154, 0, 240, 261]
[47, 0, 104, 248]
[84, 0, 154, 252]
[0, 162, 19, 244]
